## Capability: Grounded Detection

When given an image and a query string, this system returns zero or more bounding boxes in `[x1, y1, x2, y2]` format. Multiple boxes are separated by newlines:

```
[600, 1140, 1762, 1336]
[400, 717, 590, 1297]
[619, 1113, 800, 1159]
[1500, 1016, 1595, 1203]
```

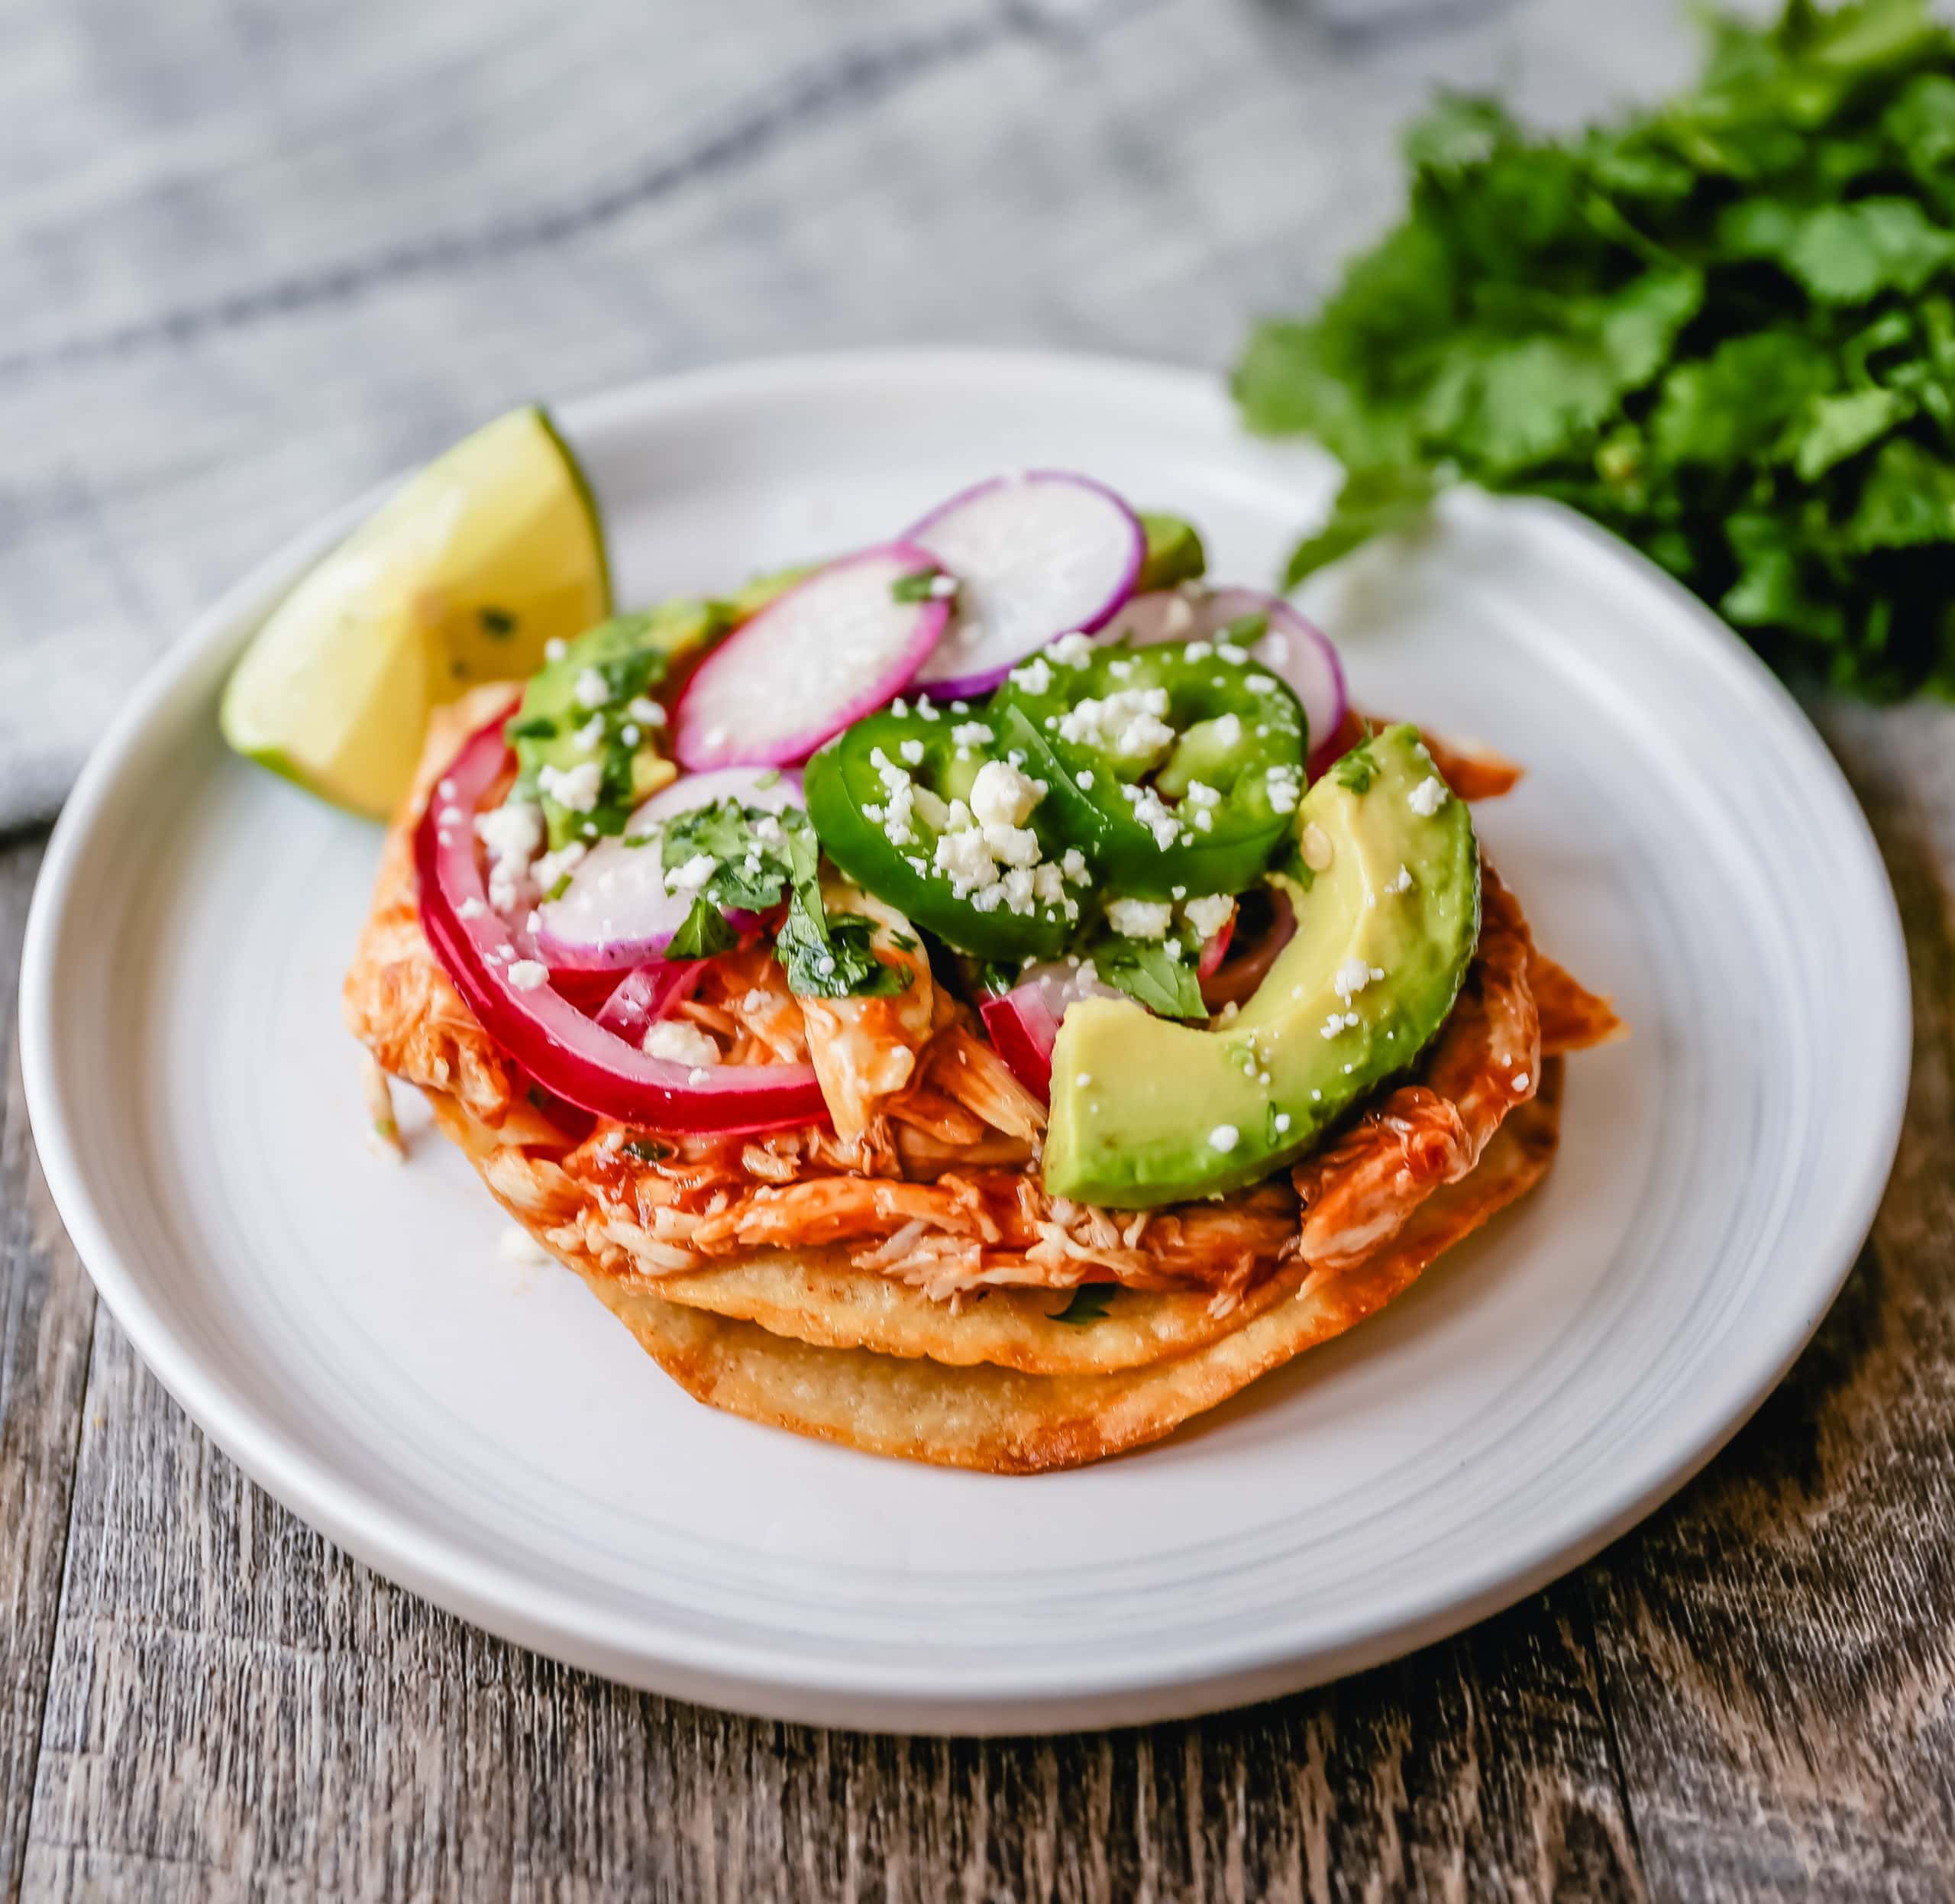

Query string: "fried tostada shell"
[428, 1065, 1559, 1469]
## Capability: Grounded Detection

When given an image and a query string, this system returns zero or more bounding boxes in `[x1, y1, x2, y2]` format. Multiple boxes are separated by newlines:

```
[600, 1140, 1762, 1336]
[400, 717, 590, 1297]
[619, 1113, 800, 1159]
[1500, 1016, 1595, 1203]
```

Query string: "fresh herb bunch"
[1234, 0, 1955, 699]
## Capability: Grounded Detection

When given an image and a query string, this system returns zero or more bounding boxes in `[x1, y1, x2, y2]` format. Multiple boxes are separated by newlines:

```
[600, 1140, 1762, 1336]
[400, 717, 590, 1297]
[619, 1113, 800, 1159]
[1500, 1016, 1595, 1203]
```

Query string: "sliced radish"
[1112, 587, 1347, 764]
[910, 472, 1144, 697]
[978, 959, 1123, 1099]
[1195, 906, 1236, 982]
[535, 766, 803, 972]
[671, 545, 948, 771]
[1199, 887, 1297, 1012]
[417, 711, 827, 1135]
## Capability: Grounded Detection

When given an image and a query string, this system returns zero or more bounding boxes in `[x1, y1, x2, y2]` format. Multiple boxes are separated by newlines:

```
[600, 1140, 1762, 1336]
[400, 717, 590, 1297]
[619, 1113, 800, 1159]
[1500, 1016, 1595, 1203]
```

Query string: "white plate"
[21, 351, 1908, 1734]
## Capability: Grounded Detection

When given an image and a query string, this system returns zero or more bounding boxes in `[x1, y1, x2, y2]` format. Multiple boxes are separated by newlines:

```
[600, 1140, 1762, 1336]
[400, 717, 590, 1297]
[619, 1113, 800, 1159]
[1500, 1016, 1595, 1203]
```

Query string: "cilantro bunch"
[1234, 0, 1955, 699]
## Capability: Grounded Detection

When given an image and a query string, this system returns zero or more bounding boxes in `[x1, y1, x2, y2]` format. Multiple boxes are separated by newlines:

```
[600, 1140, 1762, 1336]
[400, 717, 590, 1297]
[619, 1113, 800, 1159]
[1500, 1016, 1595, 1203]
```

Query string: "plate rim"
[18, 346, 1911, 1733]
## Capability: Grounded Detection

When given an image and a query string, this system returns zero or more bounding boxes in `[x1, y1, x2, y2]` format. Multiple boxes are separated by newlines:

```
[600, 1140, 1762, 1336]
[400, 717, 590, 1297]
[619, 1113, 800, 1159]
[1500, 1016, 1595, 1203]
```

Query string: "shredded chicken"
[796, 875, 936, 1141]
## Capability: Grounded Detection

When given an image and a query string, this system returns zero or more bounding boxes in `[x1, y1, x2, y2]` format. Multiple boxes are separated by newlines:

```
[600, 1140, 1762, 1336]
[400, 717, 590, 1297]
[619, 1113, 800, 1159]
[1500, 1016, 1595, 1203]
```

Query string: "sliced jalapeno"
[803, 707, 1087, 959]
[989, 639, 1305, 900]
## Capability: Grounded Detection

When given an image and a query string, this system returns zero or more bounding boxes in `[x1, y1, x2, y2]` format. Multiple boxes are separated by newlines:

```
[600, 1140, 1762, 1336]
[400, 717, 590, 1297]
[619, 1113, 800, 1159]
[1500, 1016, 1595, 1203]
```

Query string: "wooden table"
[0, 701, 1947, 1899]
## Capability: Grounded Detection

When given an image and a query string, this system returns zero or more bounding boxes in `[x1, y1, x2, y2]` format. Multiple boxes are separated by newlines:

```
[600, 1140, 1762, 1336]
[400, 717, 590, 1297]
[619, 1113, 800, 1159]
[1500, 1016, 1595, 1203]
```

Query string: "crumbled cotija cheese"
[969, 758, 1045, 829]
[1059, 687, 1174, 762]
[643, 1019, 721, 1067]
[538, 761, 603, 813]
[1183, 893, 1233, 942]
[1107, 897, 1173, 939]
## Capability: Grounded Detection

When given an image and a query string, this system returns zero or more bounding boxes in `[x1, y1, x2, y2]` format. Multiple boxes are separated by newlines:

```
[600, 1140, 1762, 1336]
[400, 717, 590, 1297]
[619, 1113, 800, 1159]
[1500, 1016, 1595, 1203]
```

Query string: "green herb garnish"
[1234, 0, 1955, 699]
[1333, 742, 1379, 794]
[659, 798, 906, 998]
[665, 896, 738, 961]
[1096, 936, 1207, 1020]
[622, 1138, 676, 1164]
[777, 908, 909, 999]
[1052, 1284, 1116, 1326]
[890, 568, 948, 603]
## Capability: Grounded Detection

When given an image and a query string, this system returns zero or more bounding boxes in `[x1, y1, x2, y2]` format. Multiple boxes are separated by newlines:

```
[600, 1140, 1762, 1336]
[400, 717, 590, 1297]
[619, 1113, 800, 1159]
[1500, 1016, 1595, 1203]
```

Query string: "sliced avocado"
[1135, 512, 1207, 591]
[1044, 725, 1479, 1207]
[510, 600, 722, 848]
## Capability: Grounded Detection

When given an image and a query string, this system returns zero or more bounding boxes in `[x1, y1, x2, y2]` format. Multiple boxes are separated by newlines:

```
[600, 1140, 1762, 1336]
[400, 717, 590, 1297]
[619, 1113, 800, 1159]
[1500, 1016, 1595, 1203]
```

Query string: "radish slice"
[535, 766, 803, 972]
[1195, 907, 1236, 982]
[910, 472, 1144, 697]
[593, 961, 703, 1040]
[1200, 887, 1297, 1012]
[672, 545, 948, 771]
[978, 959, 1123, 1099]
[1112, 587, 1347, 764]
[418, 711, 828, 1135]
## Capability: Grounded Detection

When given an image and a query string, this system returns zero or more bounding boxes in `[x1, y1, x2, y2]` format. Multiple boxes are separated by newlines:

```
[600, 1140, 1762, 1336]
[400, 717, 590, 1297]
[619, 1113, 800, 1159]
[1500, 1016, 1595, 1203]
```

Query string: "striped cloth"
[0, 0, 1692, 824]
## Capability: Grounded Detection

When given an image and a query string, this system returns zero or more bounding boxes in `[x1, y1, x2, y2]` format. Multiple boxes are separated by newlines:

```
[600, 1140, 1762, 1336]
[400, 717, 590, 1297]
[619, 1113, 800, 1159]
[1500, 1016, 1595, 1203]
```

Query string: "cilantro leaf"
[1284, 465, 1439, 587]
[1844, 435, 1955, 546]
[1333, 741, 1381, 794]
[1790, 386, 1915, 479]
[1095, 936, 1206, 1020]
[666, 897, 737, 961]
[661, 799, 811, 914]
[776, 907, 908, 999]
[1051, 1284, 1116, 1327]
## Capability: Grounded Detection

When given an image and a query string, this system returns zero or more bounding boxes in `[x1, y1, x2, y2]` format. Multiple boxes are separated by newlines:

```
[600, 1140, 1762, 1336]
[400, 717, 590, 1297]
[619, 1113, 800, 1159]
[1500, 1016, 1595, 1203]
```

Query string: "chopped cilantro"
[1096, 935, 1207, 1020]
[661, 799, 808, 913]
[890, 567, 948, 603]
[622, 1138, 675, 1163]
[976, 958, 1022, 995]
[1223, 610, 1270, 645]
[1052, 1284, 1116, 1326]
[665, 897, 738, 961]
[777, 907, 909, 999]
[1333, 743, 1379, 794]
[506, 714, 557, 741]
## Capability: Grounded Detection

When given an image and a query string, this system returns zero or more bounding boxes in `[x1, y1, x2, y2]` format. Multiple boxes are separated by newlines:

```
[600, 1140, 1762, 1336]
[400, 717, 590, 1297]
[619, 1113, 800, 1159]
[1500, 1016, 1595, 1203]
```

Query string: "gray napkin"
[0, 0, 1694, 827]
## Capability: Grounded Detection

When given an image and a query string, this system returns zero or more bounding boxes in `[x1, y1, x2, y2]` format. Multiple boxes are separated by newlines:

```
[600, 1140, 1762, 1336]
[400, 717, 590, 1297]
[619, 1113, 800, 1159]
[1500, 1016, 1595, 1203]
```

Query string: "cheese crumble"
[644, 1019, 721, 1068]
[1107, 897, 1173, 939]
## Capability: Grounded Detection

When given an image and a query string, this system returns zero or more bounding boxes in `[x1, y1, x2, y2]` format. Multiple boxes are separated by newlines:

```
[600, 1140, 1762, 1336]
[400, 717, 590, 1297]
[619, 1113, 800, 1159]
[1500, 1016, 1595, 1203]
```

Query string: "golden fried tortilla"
[541, 1068, 1562, 1472]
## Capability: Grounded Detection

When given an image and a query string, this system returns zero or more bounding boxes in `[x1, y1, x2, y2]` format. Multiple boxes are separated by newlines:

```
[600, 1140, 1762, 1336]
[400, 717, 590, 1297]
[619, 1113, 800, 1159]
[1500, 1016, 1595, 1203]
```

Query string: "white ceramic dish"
[21, 351, 1908, 1734]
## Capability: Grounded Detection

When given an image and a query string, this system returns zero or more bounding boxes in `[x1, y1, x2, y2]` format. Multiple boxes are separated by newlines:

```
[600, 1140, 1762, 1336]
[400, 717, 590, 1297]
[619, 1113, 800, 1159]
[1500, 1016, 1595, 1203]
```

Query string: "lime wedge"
[220, 406, 609, 818]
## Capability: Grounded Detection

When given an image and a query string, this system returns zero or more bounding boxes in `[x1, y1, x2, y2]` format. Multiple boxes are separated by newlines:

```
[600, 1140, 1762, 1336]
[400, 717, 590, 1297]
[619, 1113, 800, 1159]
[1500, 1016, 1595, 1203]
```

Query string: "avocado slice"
[1044, 724, 1479, 1207]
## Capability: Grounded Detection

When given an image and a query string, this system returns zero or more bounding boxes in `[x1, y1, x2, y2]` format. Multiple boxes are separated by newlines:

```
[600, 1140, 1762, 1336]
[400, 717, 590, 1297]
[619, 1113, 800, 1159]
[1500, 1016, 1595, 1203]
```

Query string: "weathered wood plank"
[0, 838, 98, 1900]
[1584, 704, 1955, 1903]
